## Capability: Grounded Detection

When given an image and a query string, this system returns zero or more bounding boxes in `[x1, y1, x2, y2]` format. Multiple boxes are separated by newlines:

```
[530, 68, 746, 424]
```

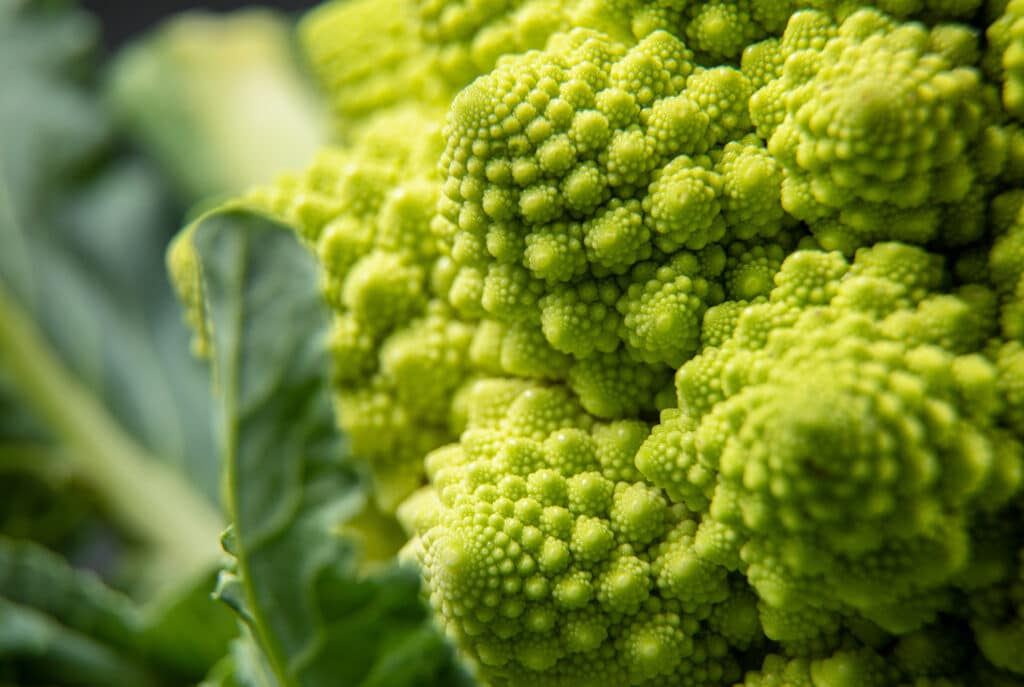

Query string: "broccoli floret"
[410, 382, 747, 687]
[751, 9, 1007, 253]
[639, 243, 1022, 641]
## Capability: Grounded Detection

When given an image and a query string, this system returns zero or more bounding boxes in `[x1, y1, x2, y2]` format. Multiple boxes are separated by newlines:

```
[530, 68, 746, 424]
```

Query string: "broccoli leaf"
[175, 208, 472, 687]
[199, 632, 279, 687]
[0, 600, 161, 687]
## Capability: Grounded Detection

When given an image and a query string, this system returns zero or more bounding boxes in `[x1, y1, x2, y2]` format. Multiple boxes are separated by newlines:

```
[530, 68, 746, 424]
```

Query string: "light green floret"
[683, 1, 780, 60]
[700, 299, 763, 348]
[381, 303, 478, 424]
[337, 380, 457, 509]
[438, 27, 696, 286]
[685, 67, 754, 149]
[413, 0, 989, 85]
[644, 155, 725, 251]
[811, 0, 983, 20]
[723, 242, 787, 301]
[969, 538, 1024, 675]
[738, 648, 898, 687]
[249, 109, 480, 510]
[616, 248, 727, 366]
[416, 0, 577, 88]
[437, 27, 800, 379]
[167, 229, 212, 358]
[926, 22, 981, 66]
[471, 318, 573, 380]
[998, 342, 1024, 435]
[577, 0, 845, 61]
[615, 234, 804, 367]
[467, 298, 673, 419]
[581, 199, 650, 273]
[538, 279, 623, 357]
[713, 136, 793, 239]
[636, 242, 1024, 642]
[750, 9, 1012, 253]
[989, 195, 1024, 340]
[300, 0, 450, 134]
[341, 251, 428, 333]
[410, 382, 747, 687]
[568, 349, 675, 418]
[741, 39, 786, 90]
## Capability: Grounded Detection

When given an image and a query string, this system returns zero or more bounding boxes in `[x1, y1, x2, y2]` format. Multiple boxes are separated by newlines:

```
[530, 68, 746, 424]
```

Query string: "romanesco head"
[195, 2, 1024, 684]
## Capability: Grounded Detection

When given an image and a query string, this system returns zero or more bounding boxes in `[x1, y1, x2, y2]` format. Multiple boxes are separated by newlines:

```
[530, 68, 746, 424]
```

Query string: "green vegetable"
[175, 1, 1024, 686]
[13, 0, 1024, 685]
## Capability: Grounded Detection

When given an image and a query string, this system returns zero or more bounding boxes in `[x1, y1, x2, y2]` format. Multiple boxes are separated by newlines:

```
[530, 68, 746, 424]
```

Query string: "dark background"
[80, 0, 320, 47]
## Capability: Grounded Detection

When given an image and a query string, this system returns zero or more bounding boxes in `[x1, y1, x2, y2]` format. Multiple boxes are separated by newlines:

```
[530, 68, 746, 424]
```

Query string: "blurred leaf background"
[0, 1, 472, 684]
[0, 0, 328, 683]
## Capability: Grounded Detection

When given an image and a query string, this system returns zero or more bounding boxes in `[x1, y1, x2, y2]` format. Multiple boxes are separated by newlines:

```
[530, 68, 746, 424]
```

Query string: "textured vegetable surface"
[189, 1, 1024, 685]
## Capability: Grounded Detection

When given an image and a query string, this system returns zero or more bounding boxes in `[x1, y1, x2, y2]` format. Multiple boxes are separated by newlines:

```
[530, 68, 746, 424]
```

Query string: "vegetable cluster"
[175, 1, 1024, 685]
[8, 0, 1024, 686]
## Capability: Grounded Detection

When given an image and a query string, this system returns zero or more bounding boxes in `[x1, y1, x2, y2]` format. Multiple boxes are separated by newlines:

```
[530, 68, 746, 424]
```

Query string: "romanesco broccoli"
[194, 1, 1024, 684]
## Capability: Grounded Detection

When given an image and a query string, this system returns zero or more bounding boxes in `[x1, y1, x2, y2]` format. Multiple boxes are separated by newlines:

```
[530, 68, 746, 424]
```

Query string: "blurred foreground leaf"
[0, 537, 235, 686]
[0, 0, 223, 569]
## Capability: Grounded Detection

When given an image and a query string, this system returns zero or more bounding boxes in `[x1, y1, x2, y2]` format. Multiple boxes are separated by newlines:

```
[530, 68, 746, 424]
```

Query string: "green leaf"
[0, 599, 161, 687]
[0, 0, 223, 585]
[0, 274, 222, 583]
[0, 4, 236, 682]
[0, 536, 234, 686]
[0, 537, 140, 648]
[179, 208, 471, 687]
[136, 568, 239, 678]
[0, 435, 96, 555]
[200, 631, 279, 687]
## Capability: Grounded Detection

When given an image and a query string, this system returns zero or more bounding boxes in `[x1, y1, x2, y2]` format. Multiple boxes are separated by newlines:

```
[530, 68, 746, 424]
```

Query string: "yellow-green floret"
[413, 381, 753, 687]
[435, 28, 803, 414]
[637, 243, 1023, 643]
[987, 0, 1024, 121]
[750, 9, 1012, 253]
[299, 0, 451, 133]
